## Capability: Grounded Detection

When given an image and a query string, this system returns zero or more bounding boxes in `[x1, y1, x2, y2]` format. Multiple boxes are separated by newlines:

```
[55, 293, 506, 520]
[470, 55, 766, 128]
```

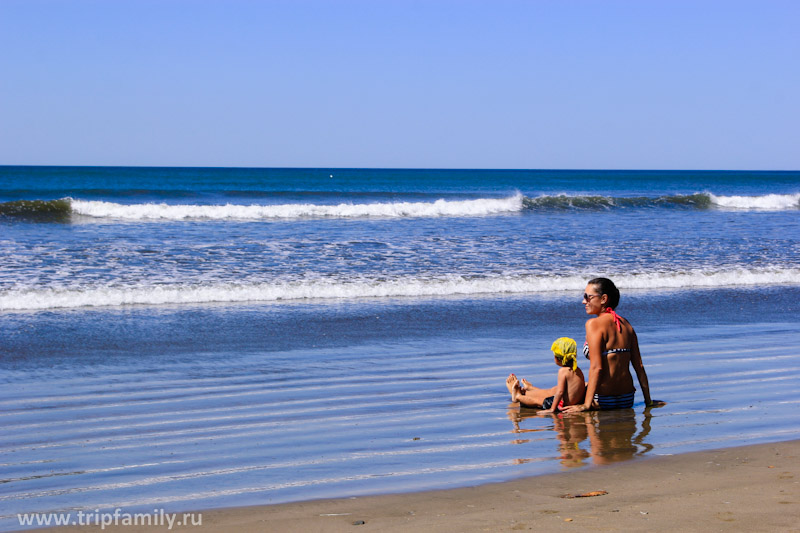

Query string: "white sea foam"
[709, 192, 800, 210]
[63, 192, 800, 221]
[70, 194, 525, 220]
[2, 268, 798, 311]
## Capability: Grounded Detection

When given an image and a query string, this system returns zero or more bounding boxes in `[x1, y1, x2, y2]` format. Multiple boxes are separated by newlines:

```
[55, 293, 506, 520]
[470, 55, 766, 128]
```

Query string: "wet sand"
[36, 439, 799, 532]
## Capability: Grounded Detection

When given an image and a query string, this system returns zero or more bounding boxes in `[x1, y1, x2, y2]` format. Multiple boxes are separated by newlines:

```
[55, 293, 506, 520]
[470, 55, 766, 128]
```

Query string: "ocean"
[1, 166, 799, 529]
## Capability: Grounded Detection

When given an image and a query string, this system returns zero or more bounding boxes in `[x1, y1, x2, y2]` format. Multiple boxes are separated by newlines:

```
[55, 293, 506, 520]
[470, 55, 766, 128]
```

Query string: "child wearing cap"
[505, 337, 586, 412]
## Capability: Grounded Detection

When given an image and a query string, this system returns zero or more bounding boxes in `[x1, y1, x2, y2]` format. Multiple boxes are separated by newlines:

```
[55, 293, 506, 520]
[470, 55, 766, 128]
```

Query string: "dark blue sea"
[1, 166, 799, 529]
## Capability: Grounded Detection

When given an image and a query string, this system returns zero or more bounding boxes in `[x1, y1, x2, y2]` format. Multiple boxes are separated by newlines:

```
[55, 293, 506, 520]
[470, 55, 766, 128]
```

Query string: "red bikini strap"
[605, 307, 622, 332]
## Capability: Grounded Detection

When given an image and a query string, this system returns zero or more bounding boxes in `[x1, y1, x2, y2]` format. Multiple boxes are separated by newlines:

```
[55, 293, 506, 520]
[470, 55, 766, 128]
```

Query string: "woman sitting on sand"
[563, 278, 653, 412]
[506, 337, 586, 412]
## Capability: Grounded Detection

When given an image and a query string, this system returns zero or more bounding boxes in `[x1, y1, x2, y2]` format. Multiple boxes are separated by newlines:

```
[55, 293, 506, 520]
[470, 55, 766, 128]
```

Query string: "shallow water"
[2, 289, 800, 530]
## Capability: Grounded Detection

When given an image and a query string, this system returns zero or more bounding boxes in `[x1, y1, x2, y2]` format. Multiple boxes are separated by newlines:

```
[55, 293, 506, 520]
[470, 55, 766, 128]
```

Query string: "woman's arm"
[564, 319, 603, 412]
[629, 330, 652, 405]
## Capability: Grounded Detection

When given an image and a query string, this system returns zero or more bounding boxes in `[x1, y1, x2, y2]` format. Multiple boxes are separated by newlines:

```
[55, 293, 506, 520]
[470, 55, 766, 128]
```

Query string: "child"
[505, 337, 586, 412]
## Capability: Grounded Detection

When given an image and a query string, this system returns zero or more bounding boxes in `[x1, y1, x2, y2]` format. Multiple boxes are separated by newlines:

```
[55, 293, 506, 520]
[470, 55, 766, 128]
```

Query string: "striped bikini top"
[583, 342, 631, 359]
[583, 307, 628, 359]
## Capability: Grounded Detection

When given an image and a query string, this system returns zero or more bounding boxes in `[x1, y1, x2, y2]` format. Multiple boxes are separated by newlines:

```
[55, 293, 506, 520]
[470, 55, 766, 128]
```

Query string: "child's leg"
[516, 381, 557, 408]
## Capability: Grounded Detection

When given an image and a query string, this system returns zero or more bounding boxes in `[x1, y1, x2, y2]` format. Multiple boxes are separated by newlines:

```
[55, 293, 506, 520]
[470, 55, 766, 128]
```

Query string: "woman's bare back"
[587, 313, 636, 396]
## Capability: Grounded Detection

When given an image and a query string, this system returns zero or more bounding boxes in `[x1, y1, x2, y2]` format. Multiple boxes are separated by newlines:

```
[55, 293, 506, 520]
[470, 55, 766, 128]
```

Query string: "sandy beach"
[31, 439, 799, 532]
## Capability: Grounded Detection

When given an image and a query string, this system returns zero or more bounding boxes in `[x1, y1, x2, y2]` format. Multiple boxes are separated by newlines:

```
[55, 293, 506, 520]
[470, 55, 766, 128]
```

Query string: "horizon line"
[1, 164, 799, 173]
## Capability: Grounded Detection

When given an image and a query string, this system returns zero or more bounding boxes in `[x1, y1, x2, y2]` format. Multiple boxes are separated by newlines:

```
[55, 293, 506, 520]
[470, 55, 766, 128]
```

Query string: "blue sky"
[1, 0, 798, 169]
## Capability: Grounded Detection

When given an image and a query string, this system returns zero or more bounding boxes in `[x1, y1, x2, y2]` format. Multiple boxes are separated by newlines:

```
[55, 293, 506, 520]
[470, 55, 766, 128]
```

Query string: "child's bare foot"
[521, 378, 533, 390]
[505, 374, 516, 397]
[506, 374, 521, 400]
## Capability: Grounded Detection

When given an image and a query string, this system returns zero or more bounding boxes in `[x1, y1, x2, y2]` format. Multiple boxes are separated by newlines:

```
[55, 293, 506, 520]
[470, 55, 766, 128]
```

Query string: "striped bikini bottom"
[593, 391, 635, 410]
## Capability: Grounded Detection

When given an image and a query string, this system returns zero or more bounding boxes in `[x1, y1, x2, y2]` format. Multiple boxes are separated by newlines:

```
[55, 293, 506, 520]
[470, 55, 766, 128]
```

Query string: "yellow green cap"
[551, 337, 578, 371]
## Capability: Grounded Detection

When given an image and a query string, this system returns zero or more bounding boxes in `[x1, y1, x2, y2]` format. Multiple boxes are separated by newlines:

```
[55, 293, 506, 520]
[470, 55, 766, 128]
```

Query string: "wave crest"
[2, 268, 798, 311]
[708, 193, 800, 210]
[523, 192, 799, 211]
[525, 193, 712, 210]
[3, 191, 797, 223]
[70, 195, 525, 220]
[0, 199, 72, 221]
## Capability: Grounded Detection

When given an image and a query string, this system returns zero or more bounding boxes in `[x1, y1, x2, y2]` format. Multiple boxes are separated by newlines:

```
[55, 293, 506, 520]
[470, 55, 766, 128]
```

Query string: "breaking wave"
[524, 192, 800, 210]
[2, 268, 798, 311]
[71, 195, 524, 220]
[0, 198, 72, 222]
[707, 193, 800, 210]
[2, 191, 798, 223]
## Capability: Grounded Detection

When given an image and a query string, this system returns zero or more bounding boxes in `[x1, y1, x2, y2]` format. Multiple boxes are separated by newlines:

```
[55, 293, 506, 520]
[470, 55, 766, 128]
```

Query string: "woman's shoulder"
[587, 312, 629, 327]
[585, 315, 605, 331]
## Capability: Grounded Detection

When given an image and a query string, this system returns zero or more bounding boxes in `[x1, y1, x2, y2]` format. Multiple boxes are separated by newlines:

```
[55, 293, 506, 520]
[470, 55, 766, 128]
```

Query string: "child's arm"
[539, 368, 567, 413]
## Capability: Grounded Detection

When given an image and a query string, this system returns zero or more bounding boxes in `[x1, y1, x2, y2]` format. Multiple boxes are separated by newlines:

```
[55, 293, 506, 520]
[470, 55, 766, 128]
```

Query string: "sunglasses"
[583, 293, 601, 301]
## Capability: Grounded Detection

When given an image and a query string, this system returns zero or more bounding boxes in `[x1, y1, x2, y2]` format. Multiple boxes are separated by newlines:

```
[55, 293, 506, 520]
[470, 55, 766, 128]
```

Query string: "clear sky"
[1, 0, 798, 170]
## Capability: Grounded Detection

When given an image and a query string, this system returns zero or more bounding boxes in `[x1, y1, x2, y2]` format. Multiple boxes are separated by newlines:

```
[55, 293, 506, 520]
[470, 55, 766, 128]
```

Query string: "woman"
[562, 278, 653, 412]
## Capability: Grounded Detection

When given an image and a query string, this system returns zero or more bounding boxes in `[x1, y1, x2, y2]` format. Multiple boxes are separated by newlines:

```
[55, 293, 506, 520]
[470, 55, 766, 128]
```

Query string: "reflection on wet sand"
[507, 405, 659, 468]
